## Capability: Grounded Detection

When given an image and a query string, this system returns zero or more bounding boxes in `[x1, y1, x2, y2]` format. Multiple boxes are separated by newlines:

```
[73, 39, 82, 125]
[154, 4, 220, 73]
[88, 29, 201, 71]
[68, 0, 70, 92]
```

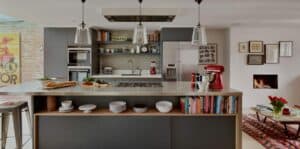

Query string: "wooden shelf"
[99, 53, 160, 56]
[97, 41, 160, 45]
[34, 108, 237, 117]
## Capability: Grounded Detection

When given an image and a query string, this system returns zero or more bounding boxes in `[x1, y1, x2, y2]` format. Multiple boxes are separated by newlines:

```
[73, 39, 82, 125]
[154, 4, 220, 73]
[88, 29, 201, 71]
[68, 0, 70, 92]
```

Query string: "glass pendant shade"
[133, 23, 148, 46]
[192, 24, 207, 46]
[74, 23, 91, 45]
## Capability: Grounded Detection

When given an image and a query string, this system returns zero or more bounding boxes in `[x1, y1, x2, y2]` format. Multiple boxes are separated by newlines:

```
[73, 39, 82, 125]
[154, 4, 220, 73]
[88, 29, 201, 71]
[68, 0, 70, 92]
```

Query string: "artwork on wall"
[239, 42, 248, 53]
[253, 74, 278, 89]
[249, 41, 264, 53]
[247, 55, 264, 65]
[0, 33, 21, 85]
[279, 41, 293, 57]
[198, 43, 217, 65]
[265, 44, 279, 64]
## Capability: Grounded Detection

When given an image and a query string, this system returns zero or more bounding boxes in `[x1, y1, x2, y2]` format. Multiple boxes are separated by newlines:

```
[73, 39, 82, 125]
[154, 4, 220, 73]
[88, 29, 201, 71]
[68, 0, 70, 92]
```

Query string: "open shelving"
[34, 108, 237, 117]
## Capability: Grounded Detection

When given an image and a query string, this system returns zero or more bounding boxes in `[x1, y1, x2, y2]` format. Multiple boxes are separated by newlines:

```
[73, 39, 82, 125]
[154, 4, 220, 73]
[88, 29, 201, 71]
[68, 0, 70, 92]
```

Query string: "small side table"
[252, 107, 300, 139]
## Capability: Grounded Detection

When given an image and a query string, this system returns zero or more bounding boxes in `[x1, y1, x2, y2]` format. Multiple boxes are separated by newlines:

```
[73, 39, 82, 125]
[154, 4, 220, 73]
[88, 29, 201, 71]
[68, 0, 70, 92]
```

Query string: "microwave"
[68, 67, 90, 82]
[67, 48, 91, 66]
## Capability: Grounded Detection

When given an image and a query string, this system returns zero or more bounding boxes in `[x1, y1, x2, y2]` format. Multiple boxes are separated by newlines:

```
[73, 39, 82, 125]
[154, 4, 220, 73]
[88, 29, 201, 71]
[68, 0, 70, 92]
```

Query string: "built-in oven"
[68, 67, 90, 81]
[67, 47, 91, 66]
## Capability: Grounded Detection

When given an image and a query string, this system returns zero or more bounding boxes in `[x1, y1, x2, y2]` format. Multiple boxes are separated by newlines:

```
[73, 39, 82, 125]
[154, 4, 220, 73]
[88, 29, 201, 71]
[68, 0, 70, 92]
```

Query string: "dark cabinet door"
[171, 117, 236, 149]
[44, 28, 75, 79]
[38, 116, 171, 149]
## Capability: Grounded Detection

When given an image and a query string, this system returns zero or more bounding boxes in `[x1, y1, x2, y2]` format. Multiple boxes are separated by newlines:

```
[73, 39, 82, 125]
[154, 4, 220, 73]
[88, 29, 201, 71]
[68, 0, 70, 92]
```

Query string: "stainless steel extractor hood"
[102, 8, 178, 22]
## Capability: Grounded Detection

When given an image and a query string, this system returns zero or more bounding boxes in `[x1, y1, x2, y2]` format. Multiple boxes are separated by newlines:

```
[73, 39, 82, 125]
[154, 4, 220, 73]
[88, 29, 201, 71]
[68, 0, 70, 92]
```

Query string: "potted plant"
[268, 96, 288, 119]
[82, 77, 95, 86]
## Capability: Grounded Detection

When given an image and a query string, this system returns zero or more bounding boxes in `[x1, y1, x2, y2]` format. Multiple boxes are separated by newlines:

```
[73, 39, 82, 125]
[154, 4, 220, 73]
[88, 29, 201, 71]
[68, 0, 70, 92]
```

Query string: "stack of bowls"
[109, 101, 127, 113]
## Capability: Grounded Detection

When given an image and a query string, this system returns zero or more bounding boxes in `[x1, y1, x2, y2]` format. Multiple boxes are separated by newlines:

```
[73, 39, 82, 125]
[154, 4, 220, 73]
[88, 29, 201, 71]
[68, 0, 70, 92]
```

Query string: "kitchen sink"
[117, 82, 163, 87]
[121, 73, 141, 76]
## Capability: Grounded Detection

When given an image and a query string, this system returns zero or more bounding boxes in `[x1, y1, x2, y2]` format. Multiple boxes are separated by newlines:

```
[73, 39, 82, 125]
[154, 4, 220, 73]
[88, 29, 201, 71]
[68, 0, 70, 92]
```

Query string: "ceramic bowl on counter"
[109, 101, 127, 113]
[133, 104, 148, 113]
[156, 101, 173, 113]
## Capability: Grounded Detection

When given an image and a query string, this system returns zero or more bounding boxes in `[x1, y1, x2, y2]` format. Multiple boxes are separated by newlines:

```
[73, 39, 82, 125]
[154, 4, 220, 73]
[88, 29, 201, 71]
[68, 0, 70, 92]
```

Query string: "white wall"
[229, 26, 300, 110]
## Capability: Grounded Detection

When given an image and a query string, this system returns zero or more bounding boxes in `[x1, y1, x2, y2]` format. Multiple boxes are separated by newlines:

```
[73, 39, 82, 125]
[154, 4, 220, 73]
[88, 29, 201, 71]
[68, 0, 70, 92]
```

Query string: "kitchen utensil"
[204, 65, 224, 90]
[141, 46, 148, 53]
[136, 46, 140, 54]
[47, 96, 57, 112]
[109, 101, 126, 113]
[156, 101, 173, 113]
[165, 64, 176, 81]
[133, 104, 148, 113]
[79, 104, 97, 113]
[150, 61, 157, 75]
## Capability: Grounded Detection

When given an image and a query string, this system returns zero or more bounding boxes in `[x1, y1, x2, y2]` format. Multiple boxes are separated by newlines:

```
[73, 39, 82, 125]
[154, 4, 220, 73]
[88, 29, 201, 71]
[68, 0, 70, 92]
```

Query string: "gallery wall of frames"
[238, 41, 293, 65]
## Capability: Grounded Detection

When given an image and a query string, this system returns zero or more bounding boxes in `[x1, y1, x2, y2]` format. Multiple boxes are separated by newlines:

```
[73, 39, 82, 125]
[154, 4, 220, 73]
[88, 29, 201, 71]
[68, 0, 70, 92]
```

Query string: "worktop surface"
[0, 81, 242, 96]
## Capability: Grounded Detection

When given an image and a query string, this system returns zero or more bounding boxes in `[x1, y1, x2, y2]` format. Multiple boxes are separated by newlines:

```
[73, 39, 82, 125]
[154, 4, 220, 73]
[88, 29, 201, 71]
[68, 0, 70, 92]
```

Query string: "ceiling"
[1, 0, 300, 29]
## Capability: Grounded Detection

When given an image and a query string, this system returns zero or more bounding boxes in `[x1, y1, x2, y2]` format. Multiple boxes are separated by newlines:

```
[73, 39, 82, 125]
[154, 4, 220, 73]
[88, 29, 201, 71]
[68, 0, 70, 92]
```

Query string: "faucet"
[128, 59, 134, 74]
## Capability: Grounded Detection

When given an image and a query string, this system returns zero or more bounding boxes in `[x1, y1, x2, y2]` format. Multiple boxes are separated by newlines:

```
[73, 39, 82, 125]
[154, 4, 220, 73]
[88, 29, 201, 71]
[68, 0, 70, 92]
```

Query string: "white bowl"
[156, 101, 173, 113]
[61, 100, 72, 108]
[79, 104, 97, 113]
[109, 101, 127, 113]
[133, 104, 148, 113]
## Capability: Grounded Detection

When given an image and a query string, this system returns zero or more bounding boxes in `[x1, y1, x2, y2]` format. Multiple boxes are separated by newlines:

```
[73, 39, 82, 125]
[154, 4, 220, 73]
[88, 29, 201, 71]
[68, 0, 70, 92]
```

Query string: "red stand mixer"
[204, 65, 224, 90]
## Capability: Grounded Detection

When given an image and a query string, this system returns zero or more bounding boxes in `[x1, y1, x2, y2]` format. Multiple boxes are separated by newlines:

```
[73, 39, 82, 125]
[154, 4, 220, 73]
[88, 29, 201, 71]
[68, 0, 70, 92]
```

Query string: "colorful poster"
[0, 33, 20, 85]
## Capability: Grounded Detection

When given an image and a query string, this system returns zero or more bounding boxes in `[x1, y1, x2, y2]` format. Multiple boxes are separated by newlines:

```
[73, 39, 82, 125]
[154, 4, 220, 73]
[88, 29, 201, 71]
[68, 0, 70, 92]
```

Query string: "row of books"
[180, 96, 237, 114]
[97, 31, 111, 42]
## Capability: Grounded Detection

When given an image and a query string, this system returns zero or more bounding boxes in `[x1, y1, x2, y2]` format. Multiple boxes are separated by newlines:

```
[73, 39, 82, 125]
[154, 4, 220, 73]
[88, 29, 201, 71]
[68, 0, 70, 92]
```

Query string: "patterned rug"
[242, 114, 300, 149]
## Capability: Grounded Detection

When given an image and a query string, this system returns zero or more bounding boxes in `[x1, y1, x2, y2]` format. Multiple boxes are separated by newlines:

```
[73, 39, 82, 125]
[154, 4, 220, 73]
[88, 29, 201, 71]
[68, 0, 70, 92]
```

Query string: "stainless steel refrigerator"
[163, 42, 202, 81]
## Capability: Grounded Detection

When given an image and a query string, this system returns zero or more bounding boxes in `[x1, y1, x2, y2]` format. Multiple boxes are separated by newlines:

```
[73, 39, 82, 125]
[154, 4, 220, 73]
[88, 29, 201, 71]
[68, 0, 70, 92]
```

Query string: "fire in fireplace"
[253, 74, 278, 89]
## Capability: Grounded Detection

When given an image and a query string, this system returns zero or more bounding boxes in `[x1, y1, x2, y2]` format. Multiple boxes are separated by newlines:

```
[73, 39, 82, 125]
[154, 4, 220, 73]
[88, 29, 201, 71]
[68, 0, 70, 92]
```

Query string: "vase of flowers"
[268, 96, 288, 119]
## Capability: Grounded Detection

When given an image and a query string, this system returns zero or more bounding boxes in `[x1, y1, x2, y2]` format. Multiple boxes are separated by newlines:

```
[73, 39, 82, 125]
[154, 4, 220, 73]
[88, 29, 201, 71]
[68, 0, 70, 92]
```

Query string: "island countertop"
[0, 81, 242, 96]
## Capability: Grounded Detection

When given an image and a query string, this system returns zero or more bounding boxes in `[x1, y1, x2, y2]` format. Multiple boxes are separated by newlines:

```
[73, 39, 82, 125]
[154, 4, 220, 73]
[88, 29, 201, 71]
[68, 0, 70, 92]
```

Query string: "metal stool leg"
[24, 108, 32, 138]
[12, 109, 22, 149]
[1, 113, 9, 149]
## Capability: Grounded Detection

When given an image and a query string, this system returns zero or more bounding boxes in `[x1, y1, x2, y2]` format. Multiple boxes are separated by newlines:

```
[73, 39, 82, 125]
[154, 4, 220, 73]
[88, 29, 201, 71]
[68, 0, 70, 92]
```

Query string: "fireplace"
[253, 74, 278, 89]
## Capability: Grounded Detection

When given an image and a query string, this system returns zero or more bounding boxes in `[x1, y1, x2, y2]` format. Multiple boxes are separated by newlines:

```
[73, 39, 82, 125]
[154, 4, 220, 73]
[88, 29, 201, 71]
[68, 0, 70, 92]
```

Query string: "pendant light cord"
[139, 0, 142, 25]
[196, 0, 202, 26]
[81, 0, 86, 28]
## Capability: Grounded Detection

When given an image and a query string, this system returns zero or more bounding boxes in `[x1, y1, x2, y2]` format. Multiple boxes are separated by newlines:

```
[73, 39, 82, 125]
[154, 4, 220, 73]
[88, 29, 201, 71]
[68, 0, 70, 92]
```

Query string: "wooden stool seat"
[0, 101, 31, 149]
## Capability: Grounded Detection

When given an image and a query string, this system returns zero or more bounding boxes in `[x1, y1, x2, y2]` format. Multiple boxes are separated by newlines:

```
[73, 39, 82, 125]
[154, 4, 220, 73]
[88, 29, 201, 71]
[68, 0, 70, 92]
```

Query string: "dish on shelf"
[156, 101, 173, 113]
[61, 100, 72, 108]
[133, 104, 148, 113]
[109, 101, 126, 113]
[79, 104, 97, 113]
[59, 106, 74, 113]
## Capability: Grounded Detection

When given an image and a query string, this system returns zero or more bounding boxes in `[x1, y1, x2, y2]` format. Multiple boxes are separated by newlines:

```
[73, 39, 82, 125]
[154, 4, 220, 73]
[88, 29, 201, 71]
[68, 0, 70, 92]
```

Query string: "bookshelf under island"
[0, 81, 242, 149]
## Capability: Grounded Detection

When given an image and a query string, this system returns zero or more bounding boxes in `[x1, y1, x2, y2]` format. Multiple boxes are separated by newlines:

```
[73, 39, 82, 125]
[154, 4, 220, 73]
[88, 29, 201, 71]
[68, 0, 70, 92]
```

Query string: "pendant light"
[133, 0, 148, 46]
[74, 0, 91, 45]
[192, 0, 207, 46]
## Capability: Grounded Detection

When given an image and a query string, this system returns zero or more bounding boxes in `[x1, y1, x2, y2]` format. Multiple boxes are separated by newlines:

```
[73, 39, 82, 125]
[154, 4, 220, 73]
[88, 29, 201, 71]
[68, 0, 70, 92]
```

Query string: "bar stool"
[0, 101, 32, 149]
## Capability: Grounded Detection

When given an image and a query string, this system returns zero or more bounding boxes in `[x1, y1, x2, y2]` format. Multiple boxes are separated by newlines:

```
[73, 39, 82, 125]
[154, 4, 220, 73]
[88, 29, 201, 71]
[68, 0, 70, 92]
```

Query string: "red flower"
[268, 96, 275, 102]
[279, 97, 288, 104]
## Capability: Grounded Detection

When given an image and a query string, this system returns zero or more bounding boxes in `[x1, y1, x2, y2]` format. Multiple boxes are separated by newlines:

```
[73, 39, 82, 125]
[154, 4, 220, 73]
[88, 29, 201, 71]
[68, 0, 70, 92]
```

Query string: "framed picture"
[265, 44, 279, 64]
[279, 41, 293, 57]
[0, 32, 21, 85]
[198, 43, 217, 65]
[247, 55, 264, 65]
[239, 42, 248, 53]
[249, 41, 264, 53]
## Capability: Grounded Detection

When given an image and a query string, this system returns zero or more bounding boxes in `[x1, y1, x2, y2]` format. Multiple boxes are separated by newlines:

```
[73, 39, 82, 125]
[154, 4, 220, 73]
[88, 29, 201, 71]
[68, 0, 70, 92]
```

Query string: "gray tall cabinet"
[44, 28, 76, 79]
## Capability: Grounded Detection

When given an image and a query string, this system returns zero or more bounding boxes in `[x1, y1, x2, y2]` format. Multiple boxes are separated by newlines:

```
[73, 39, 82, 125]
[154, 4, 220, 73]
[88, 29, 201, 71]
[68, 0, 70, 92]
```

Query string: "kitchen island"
[0, 81, 242, 149]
